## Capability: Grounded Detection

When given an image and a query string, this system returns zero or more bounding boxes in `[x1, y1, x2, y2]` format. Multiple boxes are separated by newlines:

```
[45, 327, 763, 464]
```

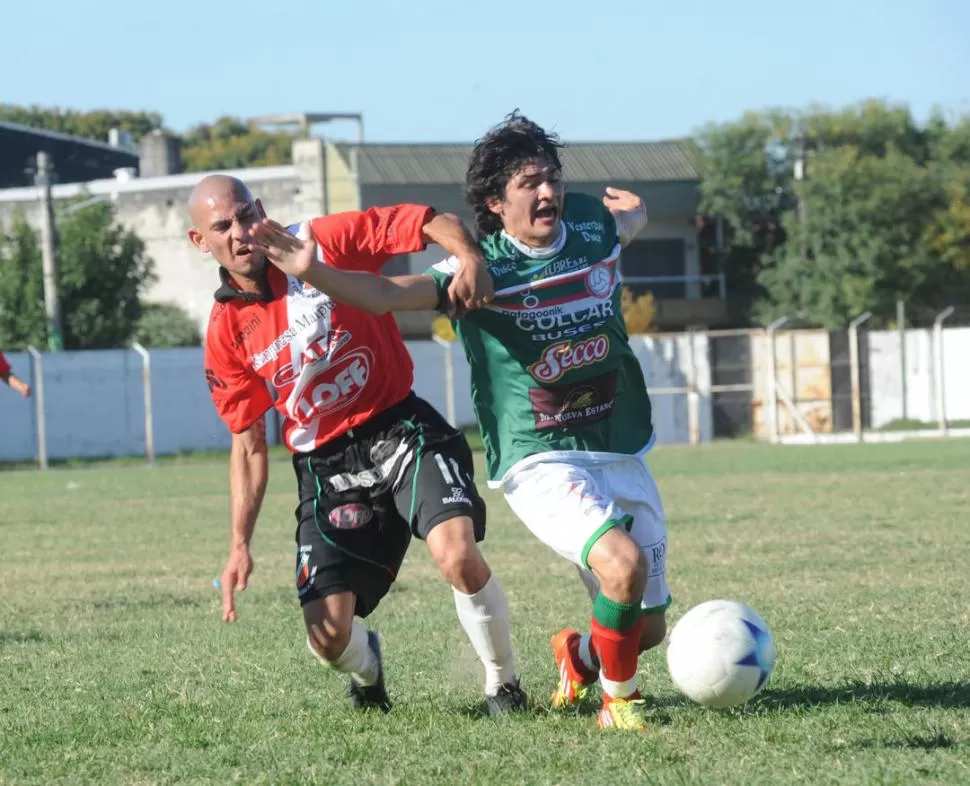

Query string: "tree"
[697, 99, 970, 328]
[0, 209, 46, 348]
[133, 302, 201, 348]
[757, 147, 941, 328]
[180, 116, 294, 172]
[0, 203, 156, 350]
[0, 104, 164, 143]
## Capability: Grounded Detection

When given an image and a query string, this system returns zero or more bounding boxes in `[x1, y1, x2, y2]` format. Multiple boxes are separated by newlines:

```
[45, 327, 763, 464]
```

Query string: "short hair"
[464, 111, 564, 238]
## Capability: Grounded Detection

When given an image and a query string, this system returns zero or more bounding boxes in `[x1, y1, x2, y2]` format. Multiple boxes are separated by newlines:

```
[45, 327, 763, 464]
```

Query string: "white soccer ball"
[666, 599, 776, 708]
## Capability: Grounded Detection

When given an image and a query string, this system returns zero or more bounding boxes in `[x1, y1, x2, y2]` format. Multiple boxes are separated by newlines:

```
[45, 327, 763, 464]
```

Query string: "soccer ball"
[666, 599, 776, 708]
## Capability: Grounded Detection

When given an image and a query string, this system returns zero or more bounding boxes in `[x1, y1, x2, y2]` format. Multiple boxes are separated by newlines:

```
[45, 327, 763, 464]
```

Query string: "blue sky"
[3, 0, 968, 143]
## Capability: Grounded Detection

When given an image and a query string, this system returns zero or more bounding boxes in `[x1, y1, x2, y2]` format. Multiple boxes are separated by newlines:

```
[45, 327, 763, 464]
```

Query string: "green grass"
[1, 440, 969, 785]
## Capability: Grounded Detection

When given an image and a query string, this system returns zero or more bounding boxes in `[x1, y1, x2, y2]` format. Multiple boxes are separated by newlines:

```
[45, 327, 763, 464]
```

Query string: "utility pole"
[35, 152, 63, 352]
[793, 128, 808, 263]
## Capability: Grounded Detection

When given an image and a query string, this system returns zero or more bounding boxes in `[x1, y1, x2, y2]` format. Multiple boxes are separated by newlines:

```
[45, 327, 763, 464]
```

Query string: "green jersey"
[426, 192, 655, 485]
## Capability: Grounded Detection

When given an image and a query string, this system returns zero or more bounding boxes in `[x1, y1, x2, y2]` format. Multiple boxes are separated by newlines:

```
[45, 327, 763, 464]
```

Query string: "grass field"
[1, 440, 968, 785]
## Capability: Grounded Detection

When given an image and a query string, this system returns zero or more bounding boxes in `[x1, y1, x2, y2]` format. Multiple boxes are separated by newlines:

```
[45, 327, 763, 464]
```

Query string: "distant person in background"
[0, 351, 31, 398]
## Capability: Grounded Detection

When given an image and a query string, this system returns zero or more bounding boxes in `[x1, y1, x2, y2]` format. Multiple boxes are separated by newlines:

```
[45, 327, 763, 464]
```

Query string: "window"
[619, 239, 686, 299]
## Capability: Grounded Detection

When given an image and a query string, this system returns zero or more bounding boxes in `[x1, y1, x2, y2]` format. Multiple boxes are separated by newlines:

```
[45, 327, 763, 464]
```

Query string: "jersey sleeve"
[0, 351, 10, 378]
[203, 330, 273, 434]
[310, 204, 435, 274]
[424, 255, 460, 314]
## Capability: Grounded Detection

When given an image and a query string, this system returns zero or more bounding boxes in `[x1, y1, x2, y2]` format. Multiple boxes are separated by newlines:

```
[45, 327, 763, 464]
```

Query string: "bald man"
[188, 175, 525, 716]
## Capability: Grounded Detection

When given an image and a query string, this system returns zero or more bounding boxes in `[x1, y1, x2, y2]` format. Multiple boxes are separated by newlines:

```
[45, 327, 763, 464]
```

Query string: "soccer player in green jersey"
[246, 112, 668, 732]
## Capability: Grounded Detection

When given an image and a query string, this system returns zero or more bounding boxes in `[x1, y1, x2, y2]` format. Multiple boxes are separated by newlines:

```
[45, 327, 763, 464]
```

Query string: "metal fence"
[5, 312, 970, 469]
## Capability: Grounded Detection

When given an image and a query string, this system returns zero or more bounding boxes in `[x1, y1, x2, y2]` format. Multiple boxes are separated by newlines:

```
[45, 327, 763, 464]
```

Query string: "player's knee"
[640, 613, 667, 651]
[305, 616, 351, 663]
[591, 533, 647, 603]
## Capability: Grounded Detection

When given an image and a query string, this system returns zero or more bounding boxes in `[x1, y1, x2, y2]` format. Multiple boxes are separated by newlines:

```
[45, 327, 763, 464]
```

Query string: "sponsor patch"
[328, 503, 374, 529]
[529, 370, 618, 430]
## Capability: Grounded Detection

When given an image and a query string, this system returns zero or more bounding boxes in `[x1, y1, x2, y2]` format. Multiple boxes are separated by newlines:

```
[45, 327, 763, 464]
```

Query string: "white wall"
[868, 327, 970, 427]
[0, 337, 712, 464]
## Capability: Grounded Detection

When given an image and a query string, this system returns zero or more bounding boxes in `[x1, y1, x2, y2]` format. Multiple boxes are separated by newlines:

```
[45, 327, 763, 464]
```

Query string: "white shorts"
[502, 453, 671, 613]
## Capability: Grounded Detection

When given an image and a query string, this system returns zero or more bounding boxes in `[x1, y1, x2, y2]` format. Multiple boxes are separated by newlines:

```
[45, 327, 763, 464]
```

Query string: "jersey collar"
[213, 265, 275, 303]
[501, 222, 568, 259]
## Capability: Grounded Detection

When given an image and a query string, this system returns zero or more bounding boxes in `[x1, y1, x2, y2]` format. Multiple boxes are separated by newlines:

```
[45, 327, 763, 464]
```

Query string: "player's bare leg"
[425, 516, 526, 715]
[304, 591, 390, 712]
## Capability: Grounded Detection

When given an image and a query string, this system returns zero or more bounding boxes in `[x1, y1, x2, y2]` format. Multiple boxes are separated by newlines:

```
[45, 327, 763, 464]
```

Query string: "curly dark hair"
[464, 110, 564, 238]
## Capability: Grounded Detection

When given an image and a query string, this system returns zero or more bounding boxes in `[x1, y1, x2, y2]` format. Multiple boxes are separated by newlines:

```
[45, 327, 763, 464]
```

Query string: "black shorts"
[292, 392, 486, 617]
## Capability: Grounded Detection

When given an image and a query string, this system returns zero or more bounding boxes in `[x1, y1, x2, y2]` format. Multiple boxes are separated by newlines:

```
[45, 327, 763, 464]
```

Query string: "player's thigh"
[503, 461, 628, 570]
[293, 454, 410, 620]
[392, 411, 486, 545]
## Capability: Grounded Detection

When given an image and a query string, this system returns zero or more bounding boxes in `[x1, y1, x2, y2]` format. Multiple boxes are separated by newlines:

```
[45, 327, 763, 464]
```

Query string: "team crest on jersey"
[585, 263, 614, 299]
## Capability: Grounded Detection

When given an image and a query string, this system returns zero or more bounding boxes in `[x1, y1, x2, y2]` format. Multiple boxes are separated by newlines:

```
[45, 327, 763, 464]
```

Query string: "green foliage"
[0, 203, 156, 350]
[133, 302, 201, 348]
[0, 105, 296, 173]
[0, 104, 164, 143]
[0, 209, 47, 348]
[180, 115, 293, 172]
[697, 99, 970, 327]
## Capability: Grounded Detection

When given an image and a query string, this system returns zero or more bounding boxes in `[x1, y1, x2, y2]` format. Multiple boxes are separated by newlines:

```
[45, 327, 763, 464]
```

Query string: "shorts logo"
[646, 537, 666, 578]
[328, 503, 374, 529]
[296, 546, 317, 597]
[585, 263, 613, 299]
[527, 335, 610, 383]
[291, 348, 373, 423]
[442, 486, 471, 506]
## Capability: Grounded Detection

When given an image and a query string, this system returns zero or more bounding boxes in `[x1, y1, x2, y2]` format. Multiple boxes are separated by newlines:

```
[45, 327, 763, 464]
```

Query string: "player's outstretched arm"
[250, 219, 442, 315]
[421, 213, 493, 313]
[603, 187, 648, 246]
[221, 418, 268, 622]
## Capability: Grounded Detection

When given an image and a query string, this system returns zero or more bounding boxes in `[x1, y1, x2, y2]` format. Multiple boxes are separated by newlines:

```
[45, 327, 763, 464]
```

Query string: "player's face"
[489, 158, 564, 248]
[189, 193, 267, 277]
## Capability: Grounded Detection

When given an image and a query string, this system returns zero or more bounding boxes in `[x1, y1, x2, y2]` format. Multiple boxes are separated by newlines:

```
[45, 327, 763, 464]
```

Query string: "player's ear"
[255, 199, 266, 219]
[188, 227, 209, 255]
[486, 197, 504, 217]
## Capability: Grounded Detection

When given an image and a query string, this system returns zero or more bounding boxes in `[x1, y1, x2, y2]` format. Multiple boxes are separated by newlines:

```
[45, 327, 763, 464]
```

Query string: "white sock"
[452, 574, 516, 696]
[577, 634, 599, 674]
[306, 619, 379, 687]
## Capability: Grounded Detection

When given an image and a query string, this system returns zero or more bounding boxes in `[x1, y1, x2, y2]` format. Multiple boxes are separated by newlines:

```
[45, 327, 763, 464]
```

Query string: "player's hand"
[17, 382, 30, 398]
[602, 187, 643, 215]
[603, 187, 648, 243]
[220, 545, 253, 623]
[249, 219, 317, 278]
[448, 253, 494, 317]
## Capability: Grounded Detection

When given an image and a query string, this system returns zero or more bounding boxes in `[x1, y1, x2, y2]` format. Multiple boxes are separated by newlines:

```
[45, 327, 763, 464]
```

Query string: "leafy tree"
[697, 99, 970, 327]
[180, 116, 293, 171]
[0, 209, 46, 348]
[0, 203, 156, 350]
[133, 302, 201, 348]
[0, 104, 164, 143]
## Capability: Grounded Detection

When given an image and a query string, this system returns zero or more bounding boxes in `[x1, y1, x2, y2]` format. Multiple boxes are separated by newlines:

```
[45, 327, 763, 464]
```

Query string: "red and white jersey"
[0, 351, 10, 378]
[204, 204, 433, 452]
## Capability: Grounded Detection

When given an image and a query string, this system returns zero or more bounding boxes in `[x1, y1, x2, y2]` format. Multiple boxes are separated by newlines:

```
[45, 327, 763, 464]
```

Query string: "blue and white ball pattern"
[666, 600, 777, 707]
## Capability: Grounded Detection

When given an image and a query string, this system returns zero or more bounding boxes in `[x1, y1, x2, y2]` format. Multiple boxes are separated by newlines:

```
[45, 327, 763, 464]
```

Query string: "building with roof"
[0, 121, 141, 188]
[0, 125, 726, 337]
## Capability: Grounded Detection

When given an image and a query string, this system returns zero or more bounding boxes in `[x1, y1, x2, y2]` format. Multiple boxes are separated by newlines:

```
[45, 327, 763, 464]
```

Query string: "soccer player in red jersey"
[188, 175, 525, 715]
[0, 351, 31, 398]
